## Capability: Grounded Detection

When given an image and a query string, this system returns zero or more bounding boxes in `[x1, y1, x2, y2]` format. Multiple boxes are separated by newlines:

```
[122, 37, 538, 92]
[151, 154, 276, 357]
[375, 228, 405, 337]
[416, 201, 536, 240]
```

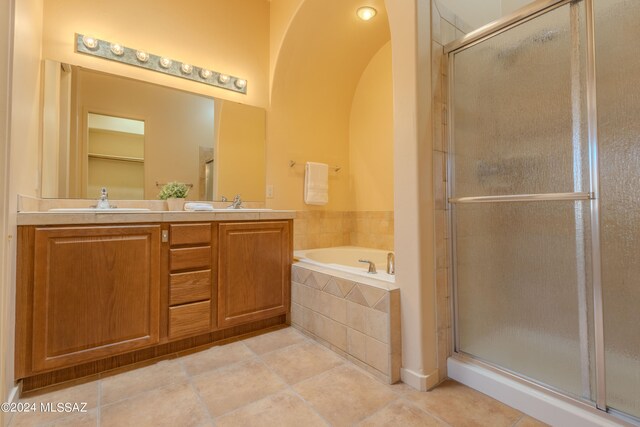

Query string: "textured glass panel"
[452, 4, 589, 197]
[595, 0, 640, 418]
[456, 201, 592, 399]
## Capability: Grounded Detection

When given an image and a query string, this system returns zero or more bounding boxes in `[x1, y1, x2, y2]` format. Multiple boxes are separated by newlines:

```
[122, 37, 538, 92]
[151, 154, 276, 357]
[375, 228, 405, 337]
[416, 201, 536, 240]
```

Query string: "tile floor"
[8, 327, 548, 427]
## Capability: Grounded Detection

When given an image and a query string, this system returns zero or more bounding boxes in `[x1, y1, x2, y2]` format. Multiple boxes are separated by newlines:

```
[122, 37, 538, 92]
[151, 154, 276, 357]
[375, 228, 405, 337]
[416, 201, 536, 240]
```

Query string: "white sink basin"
[184, 208, 273, 212]
[48, 208, 151, 213]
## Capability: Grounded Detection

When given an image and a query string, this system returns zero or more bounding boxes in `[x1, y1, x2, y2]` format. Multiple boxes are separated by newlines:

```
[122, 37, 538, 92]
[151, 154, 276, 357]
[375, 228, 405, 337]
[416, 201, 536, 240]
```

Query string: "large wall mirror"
[41, 60, 266, 201]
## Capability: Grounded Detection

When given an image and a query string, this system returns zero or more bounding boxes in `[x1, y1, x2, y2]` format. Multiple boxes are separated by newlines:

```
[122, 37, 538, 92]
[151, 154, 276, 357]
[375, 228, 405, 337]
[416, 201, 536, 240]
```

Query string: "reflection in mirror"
[41, 60, 266, 201]
[87, 113, 145, 199]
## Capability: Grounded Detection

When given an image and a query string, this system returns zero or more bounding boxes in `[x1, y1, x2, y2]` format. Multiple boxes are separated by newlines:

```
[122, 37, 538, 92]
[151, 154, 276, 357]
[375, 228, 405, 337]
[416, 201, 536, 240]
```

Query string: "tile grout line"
[511, 413, 526, 426]
[255, 343, 336, 427]
[353, 399, 399, 426]
[396, 396, 455, 427]
[97, 380, 102, 427]
[97, 362, 189, 409]
[255, 332, 414, 426]
[178, 358, 217, 426]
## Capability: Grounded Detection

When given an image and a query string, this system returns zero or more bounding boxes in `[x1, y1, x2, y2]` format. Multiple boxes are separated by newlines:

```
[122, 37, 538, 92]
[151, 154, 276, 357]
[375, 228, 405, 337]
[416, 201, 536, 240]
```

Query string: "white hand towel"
[184, 202, 215, 211]
[304, 162, 329, 205]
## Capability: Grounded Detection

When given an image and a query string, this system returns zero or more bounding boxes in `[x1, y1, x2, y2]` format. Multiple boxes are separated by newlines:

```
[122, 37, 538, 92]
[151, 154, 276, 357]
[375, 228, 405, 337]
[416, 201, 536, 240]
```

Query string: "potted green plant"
[158, 181, 189, 211]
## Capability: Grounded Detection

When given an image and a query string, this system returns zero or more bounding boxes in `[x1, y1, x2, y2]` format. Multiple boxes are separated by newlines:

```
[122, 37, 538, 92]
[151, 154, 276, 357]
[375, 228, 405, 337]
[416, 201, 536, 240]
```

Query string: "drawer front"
[170, 246, 211, 271]
[169, 300, 211, 339]
[170, 270, 211, 306]
[170, 223, 211, 246]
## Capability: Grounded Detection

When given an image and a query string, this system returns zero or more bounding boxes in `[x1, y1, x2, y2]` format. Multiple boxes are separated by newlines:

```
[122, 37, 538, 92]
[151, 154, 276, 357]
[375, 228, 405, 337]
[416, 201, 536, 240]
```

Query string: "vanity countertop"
[17, 210, 296, 225]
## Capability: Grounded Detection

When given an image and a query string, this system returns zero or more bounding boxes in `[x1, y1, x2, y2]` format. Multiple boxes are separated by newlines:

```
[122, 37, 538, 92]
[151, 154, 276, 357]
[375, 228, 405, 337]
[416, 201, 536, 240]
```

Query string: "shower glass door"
[595, 0, 640, 419]
[449, 1, 596, 402]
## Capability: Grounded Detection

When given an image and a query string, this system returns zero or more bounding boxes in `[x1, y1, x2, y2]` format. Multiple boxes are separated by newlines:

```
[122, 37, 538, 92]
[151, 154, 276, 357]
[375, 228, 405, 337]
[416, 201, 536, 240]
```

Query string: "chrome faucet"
[229, 194, 242, 209]
[387, 252, 395, 275]
[96, 187, 111, 209]
[358, 259, 377, 274]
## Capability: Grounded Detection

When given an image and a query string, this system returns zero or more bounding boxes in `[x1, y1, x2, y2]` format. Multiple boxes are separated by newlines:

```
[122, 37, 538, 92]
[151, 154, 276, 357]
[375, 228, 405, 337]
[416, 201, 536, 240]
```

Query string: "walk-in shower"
[445, 0, 639, 424]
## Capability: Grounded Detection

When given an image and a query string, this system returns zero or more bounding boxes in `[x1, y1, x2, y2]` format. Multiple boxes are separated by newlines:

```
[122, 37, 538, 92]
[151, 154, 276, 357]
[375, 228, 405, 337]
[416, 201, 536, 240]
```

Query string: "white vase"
[166, 198, 185, 211]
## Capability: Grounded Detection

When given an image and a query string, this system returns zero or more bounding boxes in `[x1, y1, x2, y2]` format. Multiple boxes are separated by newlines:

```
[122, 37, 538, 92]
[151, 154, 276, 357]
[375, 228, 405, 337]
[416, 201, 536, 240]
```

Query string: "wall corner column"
[385, 0, 438, 391]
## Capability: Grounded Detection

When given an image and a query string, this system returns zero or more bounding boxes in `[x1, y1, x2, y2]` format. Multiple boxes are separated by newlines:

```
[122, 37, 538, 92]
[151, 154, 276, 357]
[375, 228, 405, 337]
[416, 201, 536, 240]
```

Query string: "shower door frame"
[444, 0, 609, 416]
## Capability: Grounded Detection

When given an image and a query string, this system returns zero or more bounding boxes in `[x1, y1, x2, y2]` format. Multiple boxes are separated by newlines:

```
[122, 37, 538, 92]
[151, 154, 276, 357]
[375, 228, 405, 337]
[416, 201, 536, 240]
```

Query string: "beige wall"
[2, 0, 44, 424]
[87, 130, 145, 200]
[268, 0, 304, 98]
[72, 68, 214, 200]
[437, 0, 500, 30]
[385, 0, 438, 391]
[216, 101, 266, 202]
[267, 0, 390, 211]
[0, 1, 12, 425]
[349, 41, 394, 212]
[42, 0, 270, 108]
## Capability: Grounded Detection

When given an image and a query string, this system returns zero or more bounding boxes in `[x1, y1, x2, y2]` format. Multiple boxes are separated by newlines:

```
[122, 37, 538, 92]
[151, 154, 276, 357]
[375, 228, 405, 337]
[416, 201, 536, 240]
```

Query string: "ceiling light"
[357, 6, 377, 21]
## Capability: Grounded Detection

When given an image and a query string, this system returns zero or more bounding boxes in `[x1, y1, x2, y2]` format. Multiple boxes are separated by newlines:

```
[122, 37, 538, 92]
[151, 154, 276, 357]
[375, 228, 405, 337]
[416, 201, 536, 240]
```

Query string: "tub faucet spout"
[387, 253, 395, 275]
[358, 259, 377, 274]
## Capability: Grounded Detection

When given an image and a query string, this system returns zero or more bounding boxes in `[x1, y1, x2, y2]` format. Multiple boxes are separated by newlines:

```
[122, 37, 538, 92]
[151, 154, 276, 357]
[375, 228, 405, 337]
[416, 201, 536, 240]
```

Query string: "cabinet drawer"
[170, 223, 211, 246]
[169, 300, 211, 338]
[170, 270, 211, 306]
[170, 246, 211, 271]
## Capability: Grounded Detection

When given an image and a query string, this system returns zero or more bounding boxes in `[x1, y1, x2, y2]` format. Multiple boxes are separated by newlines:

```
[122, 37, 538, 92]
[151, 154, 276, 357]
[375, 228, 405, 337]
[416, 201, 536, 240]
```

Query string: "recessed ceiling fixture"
[357, 6, 377, 21]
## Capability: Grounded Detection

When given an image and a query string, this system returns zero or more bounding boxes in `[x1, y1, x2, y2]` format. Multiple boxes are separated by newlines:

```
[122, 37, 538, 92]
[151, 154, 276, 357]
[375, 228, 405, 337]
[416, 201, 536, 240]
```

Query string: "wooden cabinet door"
[32, 225, 161, 372]
[218, 221, 291, 328]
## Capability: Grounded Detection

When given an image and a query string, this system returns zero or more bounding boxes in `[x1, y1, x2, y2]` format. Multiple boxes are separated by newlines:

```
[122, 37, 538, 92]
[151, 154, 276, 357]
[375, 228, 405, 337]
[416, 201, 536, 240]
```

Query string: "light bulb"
[234, 79, 247, 89]
[136, 50, 149, 62]
[181, 63, 193, 74]
[200, 69, 212, 79]
[356, 6, 377, 21]
[110, 43, 124, 56]
[218, 74, 230, 84]
[159, 57, 172, 68]
[82, 35, 99, 49]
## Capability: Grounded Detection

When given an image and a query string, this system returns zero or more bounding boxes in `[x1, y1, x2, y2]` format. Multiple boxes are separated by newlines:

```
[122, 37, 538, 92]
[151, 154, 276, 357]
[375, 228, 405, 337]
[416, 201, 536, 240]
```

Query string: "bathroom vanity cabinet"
[15, 218, 292, 387]
[218, 221, 290, 328]
[18, 225, 162, 373]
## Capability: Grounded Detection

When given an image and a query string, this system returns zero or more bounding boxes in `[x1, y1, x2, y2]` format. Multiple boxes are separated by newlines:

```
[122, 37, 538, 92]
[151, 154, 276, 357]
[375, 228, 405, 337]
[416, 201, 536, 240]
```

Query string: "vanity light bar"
[75, 34, 247, 94]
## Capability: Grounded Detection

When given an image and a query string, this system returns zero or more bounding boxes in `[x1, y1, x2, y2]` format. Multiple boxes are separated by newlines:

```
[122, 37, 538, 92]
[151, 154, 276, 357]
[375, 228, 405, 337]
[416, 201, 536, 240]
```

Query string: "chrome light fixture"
[135, 50, 149, 62]
[82, 35, 99, 49]
[158, 57, 173, 69]
[75, 33, 248, 94]
[110, 43, 124, 56]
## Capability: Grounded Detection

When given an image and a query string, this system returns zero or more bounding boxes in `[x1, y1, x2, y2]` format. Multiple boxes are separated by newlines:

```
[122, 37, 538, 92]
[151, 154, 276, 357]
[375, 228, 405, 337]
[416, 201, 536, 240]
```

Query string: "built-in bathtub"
[291, 246, 401, 383]
[295, 246, 396, 285]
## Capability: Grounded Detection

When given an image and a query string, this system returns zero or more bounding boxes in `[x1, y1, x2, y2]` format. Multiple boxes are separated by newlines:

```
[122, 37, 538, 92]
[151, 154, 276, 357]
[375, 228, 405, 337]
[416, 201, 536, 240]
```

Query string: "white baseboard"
[448, 358, 634, 427]
[400, 367, 439, 392]
[3, 384, 20, 427]
[6, 385, 19, 405]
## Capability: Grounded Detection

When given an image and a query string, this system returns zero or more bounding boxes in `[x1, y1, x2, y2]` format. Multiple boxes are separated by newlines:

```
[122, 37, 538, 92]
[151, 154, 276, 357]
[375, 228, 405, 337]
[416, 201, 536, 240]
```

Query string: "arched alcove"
[267, 0, 391, 212]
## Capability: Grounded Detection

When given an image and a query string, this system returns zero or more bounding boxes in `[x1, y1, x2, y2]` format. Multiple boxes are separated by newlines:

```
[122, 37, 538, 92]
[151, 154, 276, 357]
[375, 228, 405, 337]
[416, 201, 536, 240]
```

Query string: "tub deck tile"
[346, 286, 369, 307]
[358, 285, 387, 308]
[323, 279, 344, 298]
